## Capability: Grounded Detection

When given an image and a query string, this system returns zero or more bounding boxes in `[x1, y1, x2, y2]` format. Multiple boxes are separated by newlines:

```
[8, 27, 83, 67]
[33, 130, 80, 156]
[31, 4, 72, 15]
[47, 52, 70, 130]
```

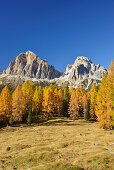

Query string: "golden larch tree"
[69, 87, 75, 95]
[22, 81, 34, 115]
[42, 85, 56, 117]
[54, 87, 63, 115]
[108, 60, 114, 127]
[0, 86, 12, 123]
[69, 88, 85, 119]
[95, 73, 112, 128]
[69, 90, 80, 119]
[89, 84, 98, 120]
[32, 86, 43, 115]
[75, 88, 86, 117]
[12, 85, 26, 122]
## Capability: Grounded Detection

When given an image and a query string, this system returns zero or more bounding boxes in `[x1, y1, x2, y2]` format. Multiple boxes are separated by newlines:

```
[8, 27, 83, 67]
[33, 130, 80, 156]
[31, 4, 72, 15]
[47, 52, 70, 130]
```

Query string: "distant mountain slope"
[5, 51, 62, 79]
[0, 52, 106, 89]
[55, 56, 106, 89]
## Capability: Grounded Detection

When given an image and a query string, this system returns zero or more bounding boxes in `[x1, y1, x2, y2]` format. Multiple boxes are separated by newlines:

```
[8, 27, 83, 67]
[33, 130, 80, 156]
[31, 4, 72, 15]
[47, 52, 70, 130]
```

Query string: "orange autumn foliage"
[42, 85, 56, 117]
[89, 84, 98, 120]
[32, 86, 43, 114]
[12, 85, 25, 122]
[0, 86, 12, 123]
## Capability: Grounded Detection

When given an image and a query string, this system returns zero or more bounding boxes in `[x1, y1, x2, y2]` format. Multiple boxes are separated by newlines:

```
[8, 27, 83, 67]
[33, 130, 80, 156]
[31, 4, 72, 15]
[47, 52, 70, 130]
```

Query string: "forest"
[0, 61, 113, 129]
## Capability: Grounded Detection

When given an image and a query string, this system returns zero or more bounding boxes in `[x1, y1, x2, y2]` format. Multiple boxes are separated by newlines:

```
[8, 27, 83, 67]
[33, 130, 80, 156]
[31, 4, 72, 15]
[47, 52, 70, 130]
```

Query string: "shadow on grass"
[0, 117, 89, 130]
[37, 117, 87, 126]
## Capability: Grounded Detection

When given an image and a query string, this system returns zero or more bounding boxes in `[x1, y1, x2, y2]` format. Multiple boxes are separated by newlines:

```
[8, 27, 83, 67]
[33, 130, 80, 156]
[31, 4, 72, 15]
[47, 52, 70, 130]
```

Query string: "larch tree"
[54, 87, 63, 115]
[42, 86, 56, 117]
[69, 90, 79, 119]
[22, 81, 34, 118]
[12, 85, 25, 122]
[32, 86, 43, 115]
[95, 73, 112, 128]
[69, 87, 75, 95]
[89, 84, 98, 120]
[0, 86, 12, 123]
[108, 60, 114, 127]
[75, 88, 85, 117]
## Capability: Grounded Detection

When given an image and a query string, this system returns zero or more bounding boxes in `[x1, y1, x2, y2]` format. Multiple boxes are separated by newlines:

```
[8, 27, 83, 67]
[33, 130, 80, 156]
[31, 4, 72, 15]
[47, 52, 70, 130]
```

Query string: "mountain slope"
[0, 52, 106, 89]
[5, 51, 62, 79]
[55, 56, 106, 89]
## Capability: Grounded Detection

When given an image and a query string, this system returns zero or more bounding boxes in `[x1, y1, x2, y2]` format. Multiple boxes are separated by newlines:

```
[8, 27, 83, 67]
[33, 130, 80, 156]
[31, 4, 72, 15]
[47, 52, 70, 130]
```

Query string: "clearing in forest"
[0, 117, 114, 170]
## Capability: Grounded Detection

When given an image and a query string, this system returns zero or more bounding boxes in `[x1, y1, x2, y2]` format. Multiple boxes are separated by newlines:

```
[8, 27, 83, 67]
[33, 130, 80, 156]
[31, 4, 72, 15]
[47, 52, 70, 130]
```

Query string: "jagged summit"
[18, 51, 36, 56]
[5, 51, 62, 79]
[66, 56, 93, 74]
[76, 56, 92, 63]
[26, 50, 35, 54]
[56, 56, 106, 89]
[0, 52, 106, 89]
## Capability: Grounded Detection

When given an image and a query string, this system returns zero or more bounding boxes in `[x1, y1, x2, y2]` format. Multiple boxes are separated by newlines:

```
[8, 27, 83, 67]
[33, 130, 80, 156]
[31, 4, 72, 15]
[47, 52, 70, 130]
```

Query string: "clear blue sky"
[0, 0, 114, 72]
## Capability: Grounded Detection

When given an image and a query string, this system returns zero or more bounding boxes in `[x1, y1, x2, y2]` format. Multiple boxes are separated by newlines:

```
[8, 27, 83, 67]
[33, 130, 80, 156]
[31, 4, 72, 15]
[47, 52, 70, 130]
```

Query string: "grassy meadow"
[0, 117, 114, 170]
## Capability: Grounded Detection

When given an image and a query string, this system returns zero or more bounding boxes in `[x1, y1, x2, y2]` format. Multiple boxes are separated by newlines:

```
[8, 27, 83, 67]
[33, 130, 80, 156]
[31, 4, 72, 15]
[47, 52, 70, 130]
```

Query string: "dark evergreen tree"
[27, 109, 32, 125]
[62, 87, 70, 117]
[9, 116, 14, 126]
[84, 107, 90, 120]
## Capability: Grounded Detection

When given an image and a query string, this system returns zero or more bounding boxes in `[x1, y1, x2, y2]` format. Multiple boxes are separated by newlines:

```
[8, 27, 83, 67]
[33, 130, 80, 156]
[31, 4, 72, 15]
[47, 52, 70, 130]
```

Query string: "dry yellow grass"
[0, 117, 114, 170]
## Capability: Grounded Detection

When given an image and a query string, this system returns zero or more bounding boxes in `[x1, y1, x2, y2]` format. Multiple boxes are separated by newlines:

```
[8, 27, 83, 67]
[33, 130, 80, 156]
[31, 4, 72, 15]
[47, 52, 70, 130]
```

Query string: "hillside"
[0, 118, 114, 170]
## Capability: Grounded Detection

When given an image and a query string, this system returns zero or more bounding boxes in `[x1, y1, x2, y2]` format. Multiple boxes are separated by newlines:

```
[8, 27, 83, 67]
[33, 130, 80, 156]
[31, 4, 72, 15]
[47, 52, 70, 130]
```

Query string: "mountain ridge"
[0, 51, 106, 89]
[4, 51, 62, 79]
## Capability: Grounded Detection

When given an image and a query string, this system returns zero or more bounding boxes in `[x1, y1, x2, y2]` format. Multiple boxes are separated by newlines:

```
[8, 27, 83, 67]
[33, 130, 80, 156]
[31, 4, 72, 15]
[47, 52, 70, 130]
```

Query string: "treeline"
[0, 61, 113, 129]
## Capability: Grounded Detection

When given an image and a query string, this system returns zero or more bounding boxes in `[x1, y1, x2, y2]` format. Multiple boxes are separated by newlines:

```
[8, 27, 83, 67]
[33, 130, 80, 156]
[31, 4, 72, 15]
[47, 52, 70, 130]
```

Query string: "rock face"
[5, 51, 62, 79]
[1, 53, 106, 89]
[56, 56, 106, 89]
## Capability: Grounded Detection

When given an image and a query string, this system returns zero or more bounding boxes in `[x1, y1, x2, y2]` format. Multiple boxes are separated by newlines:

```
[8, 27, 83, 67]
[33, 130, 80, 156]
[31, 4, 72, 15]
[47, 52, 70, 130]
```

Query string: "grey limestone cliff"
[56, 56, 106, 89]
[5, 51, 62, 79]
[1, 53, 106, 89]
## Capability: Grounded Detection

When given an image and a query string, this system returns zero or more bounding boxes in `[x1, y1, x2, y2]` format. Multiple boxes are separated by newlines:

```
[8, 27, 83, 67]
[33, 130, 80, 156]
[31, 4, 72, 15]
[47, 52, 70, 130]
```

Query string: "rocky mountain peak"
[76, 56, 92, 62]
[74, 56, 92, 69]
[5, 51, 62, 79]
[56, 56, 106, 89]
[66, 56, 92, 74]
[26, 51, 37, 64]
[0, 52, 107, 90]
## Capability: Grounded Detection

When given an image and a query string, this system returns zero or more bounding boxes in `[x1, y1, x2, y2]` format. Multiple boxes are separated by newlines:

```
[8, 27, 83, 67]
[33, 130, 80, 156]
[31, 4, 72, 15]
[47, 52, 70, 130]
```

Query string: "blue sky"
[0, 0, 114, 72]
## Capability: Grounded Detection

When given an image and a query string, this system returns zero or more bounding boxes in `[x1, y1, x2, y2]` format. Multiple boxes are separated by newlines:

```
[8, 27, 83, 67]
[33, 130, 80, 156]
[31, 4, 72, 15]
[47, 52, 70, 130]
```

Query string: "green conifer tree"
[84, 107, 90, 120]
[63, 87, 70, 117]
[9, 116, 13, 126]
[27, 109, 32, 125]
